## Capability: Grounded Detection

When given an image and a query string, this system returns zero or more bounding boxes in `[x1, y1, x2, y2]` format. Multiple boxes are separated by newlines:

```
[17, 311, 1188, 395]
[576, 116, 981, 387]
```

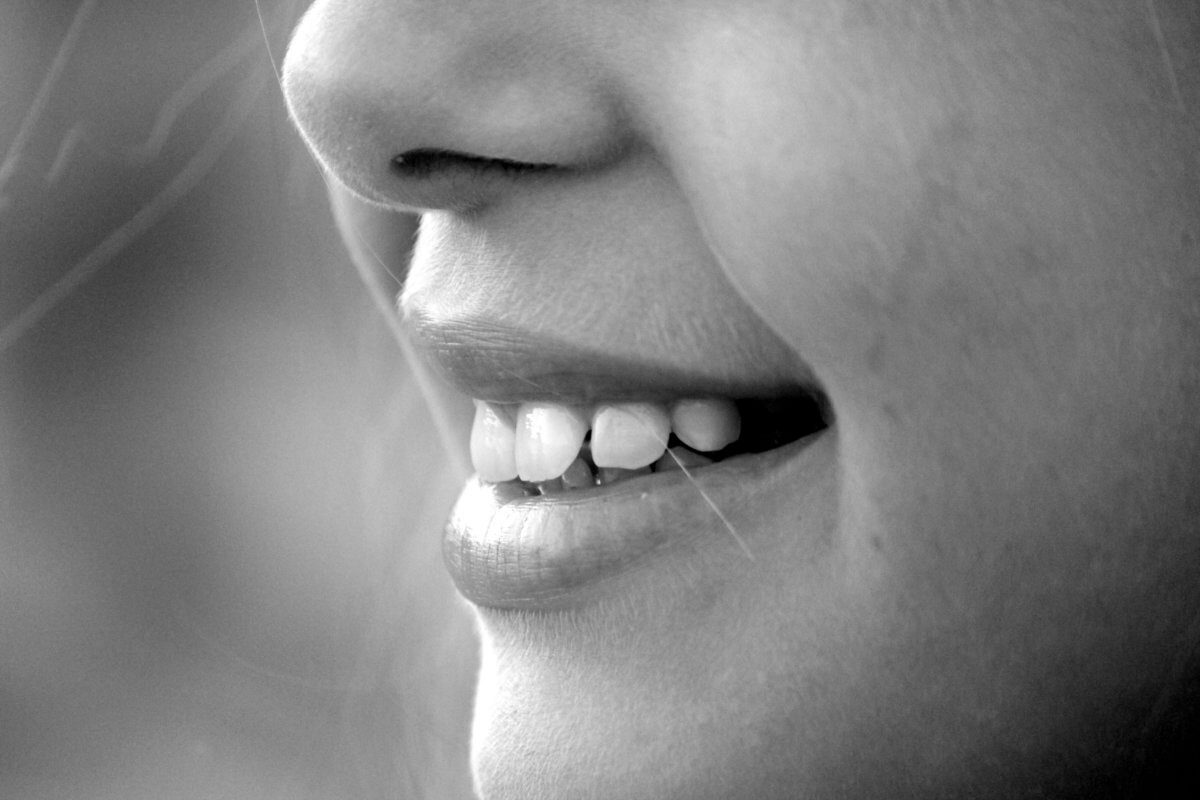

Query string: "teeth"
[597, 465, 652, 485]
[468, 397, 743, 486]
[515, 402, 590, 482]
[560, 457, 596, 489]
[591, 402, 671, 469]
[670, 398, 740, 453]
[470, 400, 518, 482]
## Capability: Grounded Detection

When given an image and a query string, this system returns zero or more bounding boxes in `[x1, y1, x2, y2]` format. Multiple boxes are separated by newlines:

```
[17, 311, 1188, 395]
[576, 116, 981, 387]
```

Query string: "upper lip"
[402, 310, 824, 404]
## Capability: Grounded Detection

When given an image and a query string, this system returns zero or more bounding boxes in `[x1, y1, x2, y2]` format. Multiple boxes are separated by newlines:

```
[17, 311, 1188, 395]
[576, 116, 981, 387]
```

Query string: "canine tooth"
[470, 400, 518, 482]
[561, 457, 595, 489]
[597, 465, 652, 485]
[591, 402, 670, 469]
[653, 447, 715, 472]
[515, 402, 589, 482]
[670, 398, 740, 452]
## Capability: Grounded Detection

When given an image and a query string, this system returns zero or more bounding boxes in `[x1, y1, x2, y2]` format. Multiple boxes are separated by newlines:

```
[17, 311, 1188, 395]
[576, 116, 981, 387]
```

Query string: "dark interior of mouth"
[714, 390, 833, 458]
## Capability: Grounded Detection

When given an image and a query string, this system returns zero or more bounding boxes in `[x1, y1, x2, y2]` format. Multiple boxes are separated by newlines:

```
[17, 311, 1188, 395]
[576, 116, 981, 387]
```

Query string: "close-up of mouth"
[443, 380, 834, 610]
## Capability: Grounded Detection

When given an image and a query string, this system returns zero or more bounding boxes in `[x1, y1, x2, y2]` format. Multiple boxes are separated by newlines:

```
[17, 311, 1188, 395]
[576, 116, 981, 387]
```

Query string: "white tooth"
[515, 402, 589, 482]
[591, 402, 670, 469]
[653, 447, 714, 472]
[670, 398, 740, 452]
[470, 400, 518, 482]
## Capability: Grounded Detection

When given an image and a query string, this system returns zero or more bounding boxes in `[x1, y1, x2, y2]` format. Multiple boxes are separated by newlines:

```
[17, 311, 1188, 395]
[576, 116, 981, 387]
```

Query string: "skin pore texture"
[282, 1, 1200, 797]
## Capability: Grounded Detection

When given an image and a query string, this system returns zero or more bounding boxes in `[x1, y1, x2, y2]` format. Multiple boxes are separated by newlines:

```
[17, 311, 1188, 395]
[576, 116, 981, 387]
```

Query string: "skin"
[282, 1, 1200, 797]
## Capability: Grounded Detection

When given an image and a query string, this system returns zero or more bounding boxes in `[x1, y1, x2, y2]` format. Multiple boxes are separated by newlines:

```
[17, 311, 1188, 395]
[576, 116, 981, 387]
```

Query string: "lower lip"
[442, 428, 835, 610]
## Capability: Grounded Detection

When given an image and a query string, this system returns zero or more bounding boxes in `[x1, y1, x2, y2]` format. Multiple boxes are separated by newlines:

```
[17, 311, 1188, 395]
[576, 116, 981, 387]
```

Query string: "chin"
[468, 644, 815, 800]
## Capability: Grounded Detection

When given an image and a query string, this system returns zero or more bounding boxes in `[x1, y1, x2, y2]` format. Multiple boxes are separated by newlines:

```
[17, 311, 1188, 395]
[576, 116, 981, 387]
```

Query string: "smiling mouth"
[402, 296, 836, 610]
[443, 380, 835, 610]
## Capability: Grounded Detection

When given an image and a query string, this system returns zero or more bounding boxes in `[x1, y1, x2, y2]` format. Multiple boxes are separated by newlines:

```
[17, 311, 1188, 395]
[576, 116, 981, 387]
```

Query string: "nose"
[281, 0, 628, 211]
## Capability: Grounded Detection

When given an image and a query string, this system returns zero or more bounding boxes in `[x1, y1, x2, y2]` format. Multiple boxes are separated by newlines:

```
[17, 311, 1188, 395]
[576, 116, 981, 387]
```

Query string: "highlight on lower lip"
[443, 476, 676, 609]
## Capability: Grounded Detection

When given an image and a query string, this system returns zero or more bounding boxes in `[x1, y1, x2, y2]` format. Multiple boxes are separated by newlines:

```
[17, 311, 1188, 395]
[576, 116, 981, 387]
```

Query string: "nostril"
[282, 0, 630, 212]
[392, 149, 559, 180]
[380, 148, 564, 212]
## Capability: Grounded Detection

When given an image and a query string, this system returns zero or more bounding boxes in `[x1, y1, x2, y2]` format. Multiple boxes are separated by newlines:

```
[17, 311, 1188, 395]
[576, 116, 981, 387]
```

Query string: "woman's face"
[283, 1, 1200, 797]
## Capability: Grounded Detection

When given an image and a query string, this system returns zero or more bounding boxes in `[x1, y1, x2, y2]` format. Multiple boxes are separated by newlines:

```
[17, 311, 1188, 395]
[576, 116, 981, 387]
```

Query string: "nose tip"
[281, 0, 628, 211]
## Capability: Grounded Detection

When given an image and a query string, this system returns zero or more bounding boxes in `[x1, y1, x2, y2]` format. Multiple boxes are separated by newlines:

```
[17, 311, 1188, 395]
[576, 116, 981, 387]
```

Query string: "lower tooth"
[653, 447, 715, 473]
[561, 457, 595, 489]
[597, 465, 652, 485]
[537, 477, 565, 495]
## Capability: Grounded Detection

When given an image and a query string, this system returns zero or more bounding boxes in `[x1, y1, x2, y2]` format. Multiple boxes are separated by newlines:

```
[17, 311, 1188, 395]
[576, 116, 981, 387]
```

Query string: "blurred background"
[1, 1, 475, 797]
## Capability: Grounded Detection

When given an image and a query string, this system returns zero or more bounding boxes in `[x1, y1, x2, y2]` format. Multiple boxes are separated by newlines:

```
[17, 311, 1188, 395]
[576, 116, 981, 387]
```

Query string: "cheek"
[653, 12, 950, 398]
[656, 20, 1154, 459]
[653, 1, 1200, 667]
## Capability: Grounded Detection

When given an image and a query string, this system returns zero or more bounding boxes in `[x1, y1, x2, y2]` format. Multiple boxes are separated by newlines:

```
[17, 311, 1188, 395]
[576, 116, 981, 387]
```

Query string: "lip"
[401, 312, 823, 404]
[407, 290, 833, 610]
[443, 425, 834, 610]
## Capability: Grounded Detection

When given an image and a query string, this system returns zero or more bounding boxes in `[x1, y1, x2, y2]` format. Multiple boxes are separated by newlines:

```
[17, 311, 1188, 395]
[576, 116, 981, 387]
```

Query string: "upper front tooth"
[470, 400, 518, 482]
[515, 402, 590, 482]
[591, 402, 670, 469]
[670, 398, 740, 452]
